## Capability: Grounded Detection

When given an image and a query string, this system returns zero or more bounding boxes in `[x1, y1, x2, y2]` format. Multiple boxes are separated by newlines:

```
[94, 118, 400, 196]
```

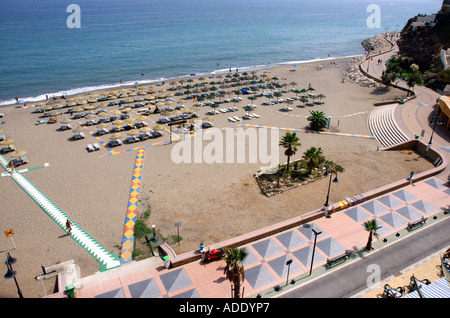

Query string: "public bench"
[326, 250, 352, 267]
[406, 216, 428, 231]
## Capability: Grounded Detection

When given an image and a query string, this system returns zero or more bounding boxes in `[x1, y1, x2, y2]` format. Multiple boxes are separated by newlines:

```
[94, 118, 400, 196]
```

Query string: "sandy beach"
[0, 53, 435, 298]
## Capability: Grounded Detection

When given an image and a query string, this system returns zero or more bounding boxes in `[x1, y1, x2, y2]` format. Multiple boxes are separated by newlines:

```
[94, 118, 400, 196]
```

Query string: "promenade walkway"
[75, 177, 449, 298]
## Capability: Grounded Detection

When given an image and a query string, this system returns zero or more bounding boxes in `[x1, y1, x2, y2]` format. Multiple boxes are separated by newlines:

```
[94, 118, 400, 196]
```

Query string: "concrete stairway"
[368, 103, 409, 148]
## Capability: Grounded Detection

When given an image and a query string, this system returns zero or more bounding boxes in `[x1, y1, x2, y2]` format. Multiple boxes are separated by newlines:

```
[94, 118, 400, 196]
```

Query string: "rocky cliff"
[396, 9, 450, 89]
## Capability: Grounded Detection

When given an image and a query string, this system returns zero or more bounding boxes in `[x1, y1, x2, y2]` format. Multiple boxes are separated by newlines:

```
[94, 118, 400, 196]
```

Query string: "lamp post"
[323, 166, 339, 218]
[426, 114, 438, 152]
[285, 259, 293, 286]
[309, 228, 322, 276]
[4, 252, 23, 298]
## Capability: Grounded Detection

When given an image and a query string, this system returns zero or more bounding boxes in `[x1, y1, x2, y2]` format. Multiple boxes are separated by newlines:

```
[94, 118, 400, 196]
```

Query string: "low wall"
[161, 139, 447, 268]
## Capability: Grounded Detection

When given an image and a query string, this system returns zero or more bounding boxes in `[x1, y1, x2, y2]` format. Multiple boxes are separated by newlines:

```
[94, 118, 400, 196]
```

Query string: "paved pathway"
[76, 177, 450, 298]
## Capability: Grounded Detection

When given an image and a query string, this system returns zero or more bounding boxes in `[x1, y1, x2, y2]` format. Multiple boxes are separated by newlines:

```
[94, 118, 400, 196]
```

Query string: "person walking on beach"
[66, 219, 72, 235]
[409, 171, 414, 185]
[8, 160, 14, 173]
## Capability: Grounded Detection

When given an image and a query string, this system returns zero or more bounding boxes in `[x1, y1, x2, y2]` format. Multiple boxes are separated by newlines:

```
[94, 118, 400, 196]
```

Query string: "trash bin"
[65, 284, 75, 298]
[163, 255, 171, 269]
[414, 134, 419, 139]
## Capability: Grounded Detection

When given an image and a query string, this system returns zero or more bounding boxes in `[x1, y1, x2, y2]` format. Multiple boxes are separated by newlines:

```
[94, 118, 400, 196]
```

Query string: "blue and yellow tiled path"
[120, 148, 145, 264]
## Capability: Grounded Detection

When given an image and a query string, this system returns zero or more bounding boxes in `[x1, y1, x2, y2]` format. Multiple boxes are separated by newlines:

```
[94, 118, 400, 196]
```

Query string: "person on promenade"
[66, 219, 72, 235]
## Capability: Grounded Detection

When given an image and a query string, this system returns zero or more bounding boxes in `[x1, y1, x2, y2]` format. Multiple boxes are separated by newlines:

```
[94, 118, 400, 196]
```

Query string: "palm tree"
[223, 247, 248, 298]
[307, 110, 328, 131]
[364, 219, 382, 251]
[302, 147, 323, 174]
[279, 132, 301, 173]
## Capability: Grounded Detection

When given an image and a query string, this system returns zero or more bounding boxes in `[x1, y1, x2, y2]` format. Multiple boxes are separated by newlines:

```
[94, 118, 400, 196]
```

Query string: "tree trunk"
[365, 232, 373, 251]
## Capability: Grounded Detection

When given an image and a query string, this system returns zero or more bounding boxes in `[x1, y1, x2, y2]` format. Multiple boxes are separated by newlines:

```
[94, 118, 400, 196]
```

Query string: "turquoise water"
[0, 0, 442, 105]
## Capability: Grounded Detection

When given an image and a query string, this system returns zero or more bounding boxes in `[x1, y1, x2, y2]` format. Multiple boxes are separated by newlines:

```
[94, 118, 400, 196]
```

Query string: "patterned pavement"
[120, 148, 145, 264]
[77, 176, 450, 298]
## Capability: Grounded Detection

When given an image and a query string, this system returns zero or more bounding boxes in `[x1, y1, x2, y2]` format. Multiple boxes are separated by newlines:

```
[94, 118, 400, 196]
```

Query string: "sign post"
[4, 228, 16, 249]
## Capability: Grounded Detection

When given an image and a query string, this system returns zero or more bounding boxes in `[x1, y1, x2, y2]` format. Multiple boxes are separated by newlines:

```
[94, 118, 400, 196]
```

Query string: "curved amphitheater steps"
[368, 103, 409, 148]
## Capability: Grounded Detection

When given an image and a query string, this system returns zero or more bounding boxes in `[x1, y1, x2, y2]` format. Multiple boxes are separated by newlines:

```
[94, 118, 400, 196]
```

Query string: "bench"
[326, 250, 352, 267]
[407, 216, 428, 231]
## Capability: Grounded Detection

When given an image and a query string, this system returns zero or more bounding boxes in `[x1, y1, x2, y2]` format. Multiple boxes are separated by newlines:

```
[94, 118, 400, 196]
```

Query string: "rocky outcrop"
[397, 7, 450, 89]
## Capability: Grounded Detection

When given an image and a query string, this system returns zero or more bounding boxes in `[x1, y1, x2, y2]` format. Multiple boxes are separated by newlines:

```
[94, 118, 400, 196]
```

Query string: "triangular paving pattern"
[292, 245, 324, 267]
[160, 268, 192, 294]
[252, 238, 283, 259]
[395, 205, 424, 221]
[268, 254, 303, 278]
[245, 264, 277, 289]
[128, 278, 161, 298]
[392, 189, 417, 202]
[378, 195, 403, 209]
[94, 288, 125, 298]
[361, 201, 388, 215]
[298, 223, 326, 241]
[379, 212, 408, 228]
[275, 231, 306, 250]
[425, 178, 447, 190]
[412, 200, 439, 214]
[241, 247, 260, 267]
[317, 237, 347, 257]
[345, 206, 371, 222]
[172, 289, 200, 298]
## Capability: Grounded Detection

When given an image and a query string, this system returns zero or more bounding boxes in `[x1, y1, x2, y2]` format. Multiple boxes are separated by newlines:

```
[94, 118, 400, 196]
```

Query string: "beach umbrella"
[11, 150, 26, 158]
[140, 127, 152, 133]
[110, 109, 122, 115]
[85, 114, 97, 120]
[0, 138, 14, 145]
[180, 107, 191, 113]
[153, 124, 165, 131]
[127, 129, 140, 136]
[124, 117, 135, 123]
[121, 108, 131, 114]
[60, 117, 72, 124]
[77, 100, 87, 105]
[136, 115, 148, 121]
[202, 116, 214, 122]
[110, 132, 122, 139]
[98, 123, 110, 129]
[111, 119, 123, 126]
[84, 105, 96, 110]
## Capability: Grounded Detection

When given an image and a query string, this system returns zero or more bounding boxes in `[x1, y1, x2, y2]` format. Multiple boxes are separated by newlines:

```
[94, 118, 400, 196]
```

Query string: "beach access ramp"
[0, 154, 120, 272]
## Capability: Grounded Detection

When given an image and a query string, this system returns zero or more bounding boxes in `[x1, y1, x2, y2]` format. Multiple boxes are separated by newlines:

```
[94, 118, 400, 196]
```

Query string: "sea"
[0, 0, 443, 106]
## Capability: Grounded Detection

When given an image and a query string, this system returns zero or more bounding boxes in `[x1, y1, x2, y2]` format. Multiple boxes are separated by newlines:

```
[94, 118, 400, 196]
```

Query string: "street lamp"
[4, 252, 23, 298]
[285, 259, 293, 286]
[323, 166, 339, 217]
[426, 114, 438, 152]
[309, 228, 322, 276]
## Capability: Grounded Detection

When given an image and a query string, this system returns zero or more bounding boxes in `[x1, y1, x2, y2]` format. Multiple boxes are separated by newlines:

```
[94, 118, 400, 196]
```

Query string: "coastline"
[0, 53, 365, 108]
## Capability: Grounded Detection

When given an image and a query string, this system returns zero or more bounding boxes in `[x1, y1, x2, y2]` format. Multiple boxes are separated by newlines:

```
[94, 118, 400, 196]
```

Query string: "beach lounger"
[251, 113, 260, 118]
[11, 158, 22, 167]
[86, 144, 95, 152]
[139, 133, 148, 141]
[233, 116, 241, 121]
[93, 143, 100, 151]
[228, 117, 236, 122]
[19, 156, 28, 164]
